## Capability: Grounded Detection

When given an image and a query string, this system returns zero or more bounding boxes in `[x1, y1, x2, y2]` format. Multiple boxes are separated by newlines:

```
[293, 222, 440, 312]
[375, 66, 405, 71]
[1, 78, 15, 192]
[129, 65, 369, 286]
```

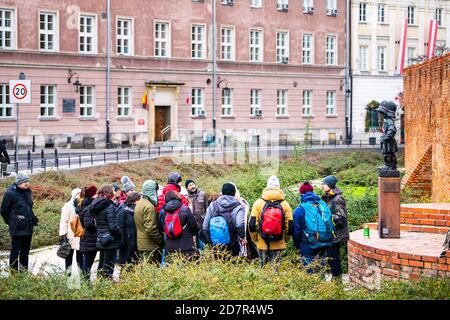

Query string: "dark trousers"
[65, 249, 83, 271]
[300, 244, 342, 278]
[10, 235, 32, 271]
[326, 243, 342, 278]
[139, 249, 163, 265]
[82, 251, 97, 279]
[98, 249, 117, 279]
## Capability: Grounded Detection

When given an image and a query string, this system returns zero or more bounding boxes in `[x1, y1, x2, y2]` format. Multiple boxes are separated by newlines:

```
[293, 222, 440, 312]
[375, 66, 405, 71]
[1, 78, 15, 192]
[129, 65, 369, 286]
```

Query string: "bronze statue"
[375, 101, 400, 177]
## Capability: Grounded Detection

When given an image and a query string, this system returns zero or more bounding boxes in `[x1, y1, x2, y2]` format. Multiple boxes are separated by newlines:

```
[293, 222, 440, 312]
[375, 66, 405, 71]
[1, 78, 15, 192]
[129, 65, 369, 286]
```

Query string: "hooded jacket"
[186, 188, 209, 229]
[1, 184, 37, 237]
[78, 197, 97, 253]
[202, 195, 246, 246]
[248, 187, 294, 251]
[91, 196, 121, 250]
[159, 192, 199, 254]
[135, 180, 164, 252]
[116, 202, 138, 264]
[156, 183, 190, 214]
[59, 191, 81, 250]
[321, 188, 349, 243]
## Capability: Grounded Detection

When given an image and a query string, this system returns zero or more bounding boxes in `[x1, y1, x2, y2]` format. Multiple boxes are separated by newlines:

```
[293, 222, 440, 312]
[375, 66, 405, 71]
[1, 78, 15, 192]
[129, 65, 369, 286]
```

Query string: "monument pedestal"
[378, 176, 401, 238]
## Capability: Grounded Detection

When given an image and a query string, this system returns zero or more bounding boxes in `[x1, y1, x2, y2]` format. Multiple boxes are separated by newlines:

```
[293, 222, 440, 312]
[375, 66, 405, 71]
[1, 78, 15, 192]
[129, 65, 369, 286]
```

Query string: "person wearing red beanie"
[299, 181, 314, 195]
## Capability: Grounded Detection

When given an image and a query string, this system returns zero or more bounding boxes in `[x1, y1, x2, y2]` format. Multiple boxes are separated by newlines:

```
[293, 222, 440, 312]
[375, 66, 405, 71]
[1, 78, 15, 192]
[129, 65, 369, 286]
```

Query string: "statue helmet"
[375, 100, 397, 118]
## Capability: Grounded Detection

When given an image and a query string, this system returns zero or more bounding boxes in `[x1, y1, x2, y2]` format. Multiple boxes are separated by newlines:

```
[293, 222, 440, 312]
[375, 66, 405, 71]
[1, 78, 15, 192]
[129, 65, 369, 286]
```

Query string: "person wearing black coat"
[0, 139, 10, 177]
[116, 192, 140, 266]
[78, 189, 98, 280]
[92, 185, 121, 279]
[159, 190, 199, 257]
[1, 173, 38, 271]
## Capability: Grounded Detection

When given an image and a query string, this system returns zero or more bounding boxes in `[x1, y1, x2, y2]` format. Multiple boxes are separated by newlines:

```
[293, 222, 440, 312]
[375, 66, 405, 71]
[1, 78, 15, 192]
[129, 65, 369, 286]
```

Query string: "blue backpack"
[209, 202, 239, 246]
[301, 200, 334, 249]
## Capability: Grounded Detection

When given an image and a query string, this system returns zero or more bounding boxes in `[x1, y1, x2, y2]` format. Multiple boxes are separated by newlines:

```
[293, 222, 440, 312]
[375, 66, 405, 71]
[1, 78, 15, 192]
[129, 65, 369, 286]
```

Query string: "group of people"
[1, 169, 349, 281]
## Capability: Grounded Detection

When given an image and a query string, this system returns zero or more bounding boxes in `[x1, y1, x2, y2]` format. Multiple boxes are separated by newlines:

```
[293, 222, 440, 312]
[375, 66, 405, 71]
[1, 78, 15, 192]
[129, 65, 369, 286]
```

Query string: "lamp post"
[15, 72, 26, 164]
[105, 0, 112, 148]
[212, 0, 217, 144]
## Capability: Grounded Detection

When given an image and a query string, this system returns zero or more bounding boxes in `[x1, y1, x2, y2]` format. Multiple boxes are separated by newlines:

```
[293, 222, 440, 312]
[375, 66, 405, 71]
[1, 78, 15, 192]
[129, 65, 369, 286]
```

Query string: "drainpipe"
[106, 0, 112, 148]
[344, 0, 352, 143]
[212, 0, 217, 143]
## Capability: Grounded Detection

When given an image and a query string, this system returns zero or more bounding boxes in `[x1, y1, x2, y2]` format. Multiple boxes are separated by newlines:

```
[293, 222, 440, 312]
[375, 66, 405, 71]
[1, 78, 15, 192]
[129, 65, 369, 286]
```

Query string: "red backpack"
[164, 208, 183, 239]
[259, 200, 285, 246]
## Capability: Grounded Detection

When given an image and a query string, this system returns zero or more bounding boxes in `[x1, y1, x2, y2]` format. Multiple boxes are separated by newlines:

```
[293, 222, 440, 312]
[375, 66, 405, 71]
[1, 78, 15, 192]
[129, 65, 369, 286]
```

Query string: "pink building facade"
[0, 0, 346, 148]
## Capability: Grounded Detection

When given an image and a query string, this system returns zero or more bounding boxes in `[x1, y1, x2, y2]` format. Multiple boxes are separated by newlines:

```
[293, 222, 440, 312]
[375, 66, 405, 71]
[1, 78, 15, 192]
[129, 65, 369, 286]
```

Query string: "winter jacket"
[135, 195, 164, 252]
[293, 191, 324, 256]
[159, 192, 199, 254]
[59, 197, 80, 251]
[186, 189, 208, 229]
[0, 141, 10, 164]
[91, 197, 121, 251]
[203, 195, 246, 246]
[1, 184, 37, 237]
[156, 184, 190, 214]
[116, 202, 138, 264]
[321, 188, 349, 243]
[248, 187, 294, 251]
[78, 197, 97, 253]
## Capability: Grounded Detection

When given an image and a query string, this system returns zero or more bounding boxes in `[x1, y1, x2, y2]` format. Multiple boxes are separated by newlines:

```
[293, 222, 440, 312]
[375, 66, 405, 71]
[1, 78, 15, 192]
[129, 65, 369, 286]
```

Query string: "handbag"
[57, 237, 72, 259]
[98, 232, 114, 247]
[70, 215, 85, 237]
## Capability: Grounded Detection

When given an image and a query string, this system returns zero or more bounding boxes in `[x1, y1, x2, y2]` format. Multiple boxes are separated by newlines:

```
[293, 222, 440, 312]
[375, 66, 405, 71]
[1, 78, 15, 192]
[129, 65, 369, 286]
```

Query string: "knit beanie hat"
[299, 181, 314, 194]
[84, 185, 98, 198]
[267, 175, 280, 188]
[185, 179, 195, 189]
[168, 172, 182, 184]
[222, 182, 236, 197]
[15, 172, 29, 185]
[71, 188, 82, 200]
[121, 176, 135, 193]
[322, 175, 338, 189]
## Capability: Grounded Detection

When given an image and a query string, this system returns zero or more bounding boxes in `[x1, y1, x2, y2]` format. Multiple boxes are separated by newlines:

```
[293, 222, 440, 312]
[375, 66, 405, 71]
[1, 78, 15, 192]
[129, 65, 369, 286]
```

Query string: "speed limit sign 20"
[9, 80, 32, 104]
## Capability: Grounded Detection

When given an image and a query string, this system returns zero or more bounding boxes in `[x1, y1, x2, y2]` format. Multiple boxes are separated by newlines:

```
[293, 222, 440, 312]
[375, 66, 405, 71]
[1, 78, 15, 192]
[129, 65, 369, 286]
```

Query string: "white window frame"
[303, 0, 314, 12]
[79, 14, 97, 54]
[435, 8, 443, 27]
[377, 46, 386, 72]
[407, 6, 415, 25]
[117, 87, 132, 117]
[250, 89, 261, 116]
[276, 30, 289, 63]
[80, 86, 95, 118]
[326, 35, 337, 66]
[250, 0, 262, 8]
[359, 45, 368, 72]
[302, 33, 314, 65]
[191, 88, 204, 116]
[40, 85, 56, 118]
[276, 89, 287, 116]
[407, 47, 415, 66]
[249, 28, 263, 62]
[154, 20, 171, 58]
[0, 8, 16, 50]
[116, 17, 133, 56]
[277, 0, 288, 11]
[0, 84, 13, 119]
[39, 11, 58, 52]
[359, 2, 367, 23]
[326, 90, 336, 116]
[221, 88, 233, 116]
[377, 4, 386, 24]
[326, 0, 337, 12]
[302, 90, 312, 116]
[191, 23, 206, 59]
[220, 26, 235, 61]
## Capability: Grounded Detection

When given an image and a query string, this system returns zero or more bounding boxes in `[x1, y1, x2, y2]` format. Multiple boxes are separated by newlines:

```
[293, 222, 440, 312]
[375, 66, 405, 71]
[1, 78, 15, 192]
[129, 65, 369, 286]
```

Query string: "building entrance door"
[155, 106, 171, 142]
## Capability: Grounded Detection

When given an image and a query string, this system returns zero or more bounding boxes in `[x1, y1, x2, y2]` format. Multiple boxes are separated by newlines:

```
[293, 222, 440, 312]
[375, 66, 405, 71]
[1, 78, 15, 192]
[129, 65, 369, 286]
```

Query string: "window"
[302, 90, 312, 116]
[155, 21, 170, 57]
[80, 86, 94, 117]
[39, 12, 57, 51]
[435, 8, 443, 27]
[326, 35, 336, 65]
[221, 27, 234, 61]
[221, 0, 234, 4]
[0, 84, 13, 118]
[407, 6, 415, 25]
[250, 89, 261, 116]
[221, 89, 233, 116]
[79, 15, 96, 53]
[407, 47, 415, 66]
[377, 4, 386, 23]
[191, 88, 204, 116]
[0, 9, 14, 49]
[359, 3, 367, 22]
[326, 0, 337, 13]
[359, 45, 368, 71]
[250, 0, 262, 8]
[117, 18, 132, 55]
[276, 31, 289, 63]
[276, 90, 287, 116]
[40, 85, 56, 117]
[277, 0, 288, 11]
[192, 24, 205, 59]
[302, 33, 313, 64]
[303, 0, 314, 12]
[118, 87, 131, 117]
[377, 46, 386, 71]
[249, 29, 262, 62]
[326, 91, 335, 116]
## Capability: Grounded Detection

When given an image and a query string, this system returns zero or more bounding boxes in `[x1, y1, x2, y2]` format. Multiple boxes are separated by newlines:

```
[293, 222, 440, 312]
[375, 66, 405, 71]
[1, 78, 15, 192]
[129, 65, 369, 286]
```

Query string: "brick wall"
[402, 53, 450, 202]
